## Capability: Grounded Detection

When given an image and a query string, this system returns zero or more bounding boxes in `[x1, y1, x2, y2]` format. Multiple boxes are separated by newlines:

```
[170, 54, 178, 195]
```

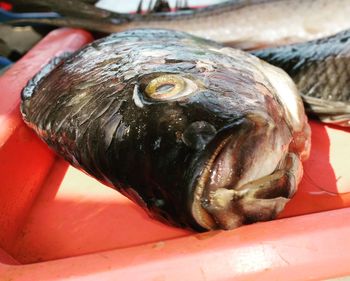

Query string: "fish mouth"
[191, 114, 303, 230]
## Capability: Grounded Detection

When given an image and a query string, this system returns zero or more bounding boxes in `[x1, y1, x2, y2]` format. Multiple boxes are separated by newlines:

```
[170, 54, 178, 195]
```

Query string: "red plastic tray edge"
[1, 28, 350, 281]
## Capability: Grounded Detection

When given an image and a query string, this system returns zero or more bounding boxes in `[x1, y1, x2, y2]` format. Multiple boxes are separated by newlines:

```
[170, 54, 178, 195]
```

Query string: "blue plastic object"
[0, 56, 11, 67]
[0, 8, 60, 23]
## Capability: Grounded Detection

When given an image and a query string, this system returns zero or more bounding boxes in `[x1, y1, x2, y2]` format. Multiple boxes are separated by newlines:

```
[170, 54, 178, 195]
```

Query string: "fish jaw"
[191, 114, 303, 230]
[189, 54, 311, 230]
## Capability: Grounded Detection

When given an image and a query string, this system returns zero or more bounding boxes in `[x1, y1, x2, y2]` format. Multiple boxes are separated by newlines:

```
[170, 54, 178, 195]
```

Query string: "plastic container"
[0, 28, 350, 280]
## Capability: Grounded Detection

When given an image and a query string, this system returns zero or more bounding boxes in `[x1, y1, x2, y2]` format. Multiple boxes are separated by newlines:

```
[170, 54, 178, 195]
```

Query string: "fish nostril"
[182, 121, 217, 150]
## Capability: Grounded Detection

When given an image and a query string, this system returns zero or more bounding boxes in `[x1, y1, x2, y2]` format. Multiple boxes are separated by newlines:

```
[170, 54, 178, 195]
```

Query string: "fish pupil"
[156, 83, 175, 93]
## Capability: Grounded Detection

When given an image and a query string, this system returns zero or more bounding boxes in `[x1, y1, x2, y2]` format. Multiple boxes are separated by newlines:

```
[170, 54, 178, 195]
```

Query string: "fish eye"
[144, 74, 198, 101]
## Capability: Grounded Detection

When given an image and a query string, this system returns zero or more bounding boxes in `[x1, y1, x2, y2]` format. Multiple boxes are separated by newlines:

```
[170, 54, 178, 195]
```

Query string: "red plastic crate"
[0, 28, 350, 280]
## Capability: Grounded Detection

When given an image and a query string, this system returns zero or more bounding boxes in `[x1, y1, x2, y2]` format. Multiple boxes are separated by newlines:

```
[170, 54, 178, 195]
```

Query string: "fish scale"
[253, 30, 350, 126]
[20, 29, 310, 231]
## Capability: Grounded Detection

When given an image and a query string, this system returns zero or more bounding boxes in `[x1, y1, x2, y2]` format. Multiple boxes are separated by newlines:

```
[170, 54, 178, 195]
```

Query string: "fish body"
[7, 0, 350, 49]
[21, 29, 310, 231]
[253, 30, 350, 126]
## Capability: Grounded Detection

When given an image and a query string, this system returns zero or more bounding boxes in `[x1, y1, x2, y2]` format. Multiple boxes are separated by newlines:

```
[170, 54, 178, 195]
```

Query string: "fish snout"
[191, 113, 300, 230]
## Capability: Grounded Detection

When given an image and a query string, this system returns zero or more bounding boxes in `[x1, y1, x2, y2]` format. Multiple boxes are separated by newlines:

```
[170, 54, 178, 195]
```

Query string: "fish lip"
[190, 114, 294, 230]
[191, 118, 248, 230]
[193, 140, 231, 229]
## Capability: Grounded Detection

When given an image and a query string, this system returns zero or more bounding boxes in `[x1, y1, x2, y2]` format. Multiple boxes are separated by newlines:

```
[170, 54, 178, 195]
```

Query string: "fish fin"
[317, 114, 350, 126]
[136, 0, 143, 14]
[150, 0, 171, 13]
[147, 0, 154, 13]
[177, 0, 191, 11]
[175, 0, 180, 10]
[21, 52, 72, 101]
[302, 95, 350, 126]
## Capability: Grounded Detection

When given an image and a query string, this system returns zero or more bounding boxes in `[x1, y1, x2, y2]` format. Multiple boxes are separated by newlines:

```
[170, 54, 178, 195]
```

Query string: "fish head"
[103, 30, 309, 230]
[21, 29, 310, 231]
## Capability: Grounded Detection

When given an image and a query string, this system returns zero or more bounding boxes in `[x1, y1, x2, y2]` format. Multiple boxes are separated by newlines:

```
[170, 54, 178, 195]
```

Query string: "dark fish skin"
[253, 30, 350, 126]
[20, 29, 310, 231]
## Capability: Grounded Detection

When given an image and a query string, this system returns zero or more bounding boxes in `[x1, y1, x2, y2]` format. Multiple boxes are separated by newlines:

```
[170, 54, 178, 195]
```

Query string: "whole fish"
[21, 29, 310, 231]
[253, 30, 350, 126]
[6, 0, 350, 49]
